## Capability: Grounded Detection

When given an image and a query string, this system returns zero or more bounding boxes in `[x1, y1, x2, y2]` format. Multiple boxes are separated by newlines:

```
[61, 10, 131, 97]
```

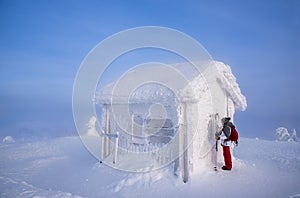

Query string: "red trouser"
[222, 145, 232, 169]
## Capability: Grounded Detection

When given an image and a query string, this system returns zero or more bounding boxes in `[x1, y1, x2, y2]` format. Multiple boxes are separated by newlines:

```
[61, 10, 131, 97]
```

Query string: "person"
[215, 117, 237, 171]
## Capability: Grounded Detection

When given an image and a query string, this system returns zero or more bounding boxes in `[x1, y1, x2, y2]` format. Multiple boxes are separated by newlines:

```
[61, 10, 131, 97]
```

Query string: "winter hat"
[221, 117, 231, 124]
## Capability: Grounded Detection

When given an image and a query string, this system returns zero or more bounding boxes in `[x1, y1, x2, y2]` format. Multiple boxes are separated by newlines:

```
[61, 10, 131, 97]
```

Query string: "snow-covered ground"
[1, 136, 300, 198]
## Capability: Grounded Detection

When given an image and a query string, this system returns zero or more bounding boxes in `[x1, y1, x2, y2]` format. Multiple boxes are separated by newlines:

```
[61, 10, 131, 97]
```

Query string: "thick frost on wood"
[94, 60, 247, 179]
[214, 61, 247, 111]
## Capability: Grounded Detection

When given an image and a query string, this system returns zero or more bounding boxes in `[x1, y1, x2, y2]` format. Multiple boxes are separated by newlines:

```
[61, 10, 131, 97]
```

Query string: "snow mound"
[0, 176, 82, 198]
[3, 136, 15, 143]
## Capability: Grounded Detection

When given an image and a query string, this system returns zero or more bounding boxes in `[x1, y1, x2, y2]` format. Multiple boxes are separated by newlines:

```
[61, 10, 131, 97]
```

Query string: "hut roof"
[95, 60, 247, 111]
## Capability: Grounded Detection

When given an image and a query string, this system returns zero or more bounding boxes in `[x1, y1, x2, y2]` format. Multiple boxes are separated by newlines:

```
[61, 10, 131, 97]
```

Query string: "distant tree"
[290, 129, 300, 142]
[275, 127, 299, 143]
[2, 136, 15, 143]
[86, 116, 99, 136]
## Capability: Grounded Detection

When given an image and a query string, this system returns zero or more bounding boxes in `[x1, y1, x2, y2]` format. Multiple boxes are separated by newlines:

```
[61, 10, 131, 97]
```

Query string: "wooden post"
[100, 104, 107, 163]
[105, 104, 110, 157]
[183, 103, 189, 183]
[131, 114, 135, 144]
[113, 132, 119, 164]
[100, 129, 105, 163]
[179, 103, 189, 183]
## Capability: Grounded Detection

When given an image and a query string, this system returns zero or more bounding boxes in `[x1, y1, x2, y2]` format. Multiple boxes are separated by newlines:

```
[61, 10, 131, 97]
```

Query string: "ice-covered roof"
[214, 61, 247, 111]
[95, 82, 177, 105]
[95, 61, 247, 111]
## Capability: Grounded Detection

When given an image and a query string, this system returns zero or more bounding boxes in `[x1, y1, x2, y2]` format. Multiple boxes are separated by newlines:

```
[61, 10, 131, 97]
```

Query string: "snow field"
[1, 136, 299, 198]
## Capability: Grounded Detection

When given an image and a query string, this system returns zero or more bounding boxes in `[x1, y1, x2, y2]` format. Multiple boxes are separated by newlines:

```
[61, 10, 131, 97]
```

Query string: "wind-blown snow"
[0, 136, 299, 197]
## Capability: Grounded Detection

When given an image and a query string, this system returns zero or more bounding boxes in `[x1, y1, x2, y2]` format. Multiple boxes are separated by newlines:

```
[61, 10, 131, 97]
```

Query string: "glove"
[235, 140, 239, 147]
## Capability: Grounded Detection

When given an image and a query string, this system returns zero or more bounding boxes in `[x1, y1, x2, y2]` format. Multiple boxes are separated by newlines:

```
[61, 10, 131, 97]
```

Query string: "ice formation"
[94, 60, 247, 180]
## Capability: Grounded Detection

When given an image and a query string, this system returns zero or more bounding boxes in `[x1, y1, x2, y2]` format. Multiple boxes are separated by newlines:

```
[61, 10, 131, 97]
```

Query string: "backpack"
[229, 125, 239, 142]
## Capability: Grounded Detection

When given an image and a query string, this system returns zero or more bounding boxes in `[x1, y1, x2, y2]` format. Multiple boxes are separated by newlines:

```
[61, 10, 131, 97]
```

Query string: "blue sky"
[0, 0, 299, 139]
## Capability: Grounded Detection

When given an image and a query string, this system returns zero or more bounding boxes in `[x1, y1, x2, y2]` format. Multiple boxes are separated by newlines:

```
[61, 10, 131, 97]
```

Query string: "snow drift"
[0, 136, 299, 198]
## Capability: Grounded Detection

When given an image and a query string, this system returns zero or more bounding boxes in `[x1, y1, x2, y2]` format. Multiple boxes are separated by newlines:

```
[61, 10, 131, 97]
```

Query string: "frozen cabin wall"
[177, 61, 247, 178]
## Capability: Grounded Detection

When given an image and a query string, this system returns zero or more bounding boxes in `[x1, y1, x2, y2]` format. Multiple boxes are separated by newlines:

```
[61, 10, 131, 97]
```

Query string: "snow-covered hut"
[93, 60, 247, 182]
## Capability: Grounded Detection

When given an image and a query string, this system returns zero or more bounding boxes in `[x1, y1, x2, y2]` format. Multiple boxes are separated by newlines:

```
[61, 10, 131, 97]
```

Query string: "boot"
[222, 166, 231, 171]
